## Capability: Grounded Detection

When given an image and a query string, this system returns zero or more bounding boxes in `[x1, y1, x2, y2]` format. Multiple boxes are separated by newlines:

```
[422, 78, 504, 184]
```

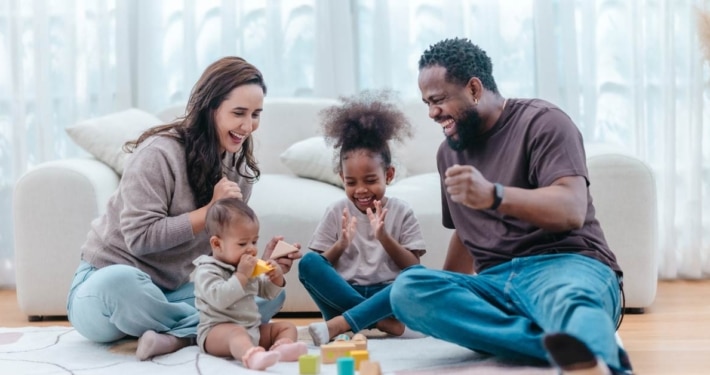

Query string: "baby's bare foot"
[242, 346, 280, 370]
[270, 339, 308, 361]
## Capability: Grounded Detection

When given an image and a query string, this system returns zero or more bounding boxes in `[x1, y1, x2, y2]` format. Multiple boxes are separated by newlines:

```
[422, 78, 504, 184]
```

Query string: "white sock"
[308, 322, 330, 346]
[398, 326, 427, 339]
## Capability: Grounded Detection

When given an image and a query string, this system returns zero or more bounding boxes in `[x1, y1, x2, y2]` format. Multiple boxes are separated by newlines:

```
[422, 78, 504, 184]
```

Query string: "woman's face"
[214, 84, 265, 154]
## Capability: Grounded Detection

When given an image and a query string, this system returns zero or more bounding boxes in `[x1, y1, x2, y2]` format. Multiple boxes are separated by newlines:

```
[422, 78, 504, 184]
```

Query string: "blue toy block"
[336, 356, 355, 375]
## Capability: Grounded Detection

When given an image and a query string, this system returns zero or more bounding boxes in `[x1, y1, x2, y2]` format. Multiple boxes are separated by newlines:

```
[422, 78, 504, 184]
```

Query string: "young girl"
[192, 198, 307, 370]
[298, 90, 427, 345]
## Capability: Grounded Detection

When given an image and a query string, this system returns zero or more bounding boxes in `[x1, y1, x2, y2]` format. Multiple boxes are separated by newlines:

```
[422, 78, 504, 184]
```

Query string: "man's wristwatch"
[490, 183, 504, 210]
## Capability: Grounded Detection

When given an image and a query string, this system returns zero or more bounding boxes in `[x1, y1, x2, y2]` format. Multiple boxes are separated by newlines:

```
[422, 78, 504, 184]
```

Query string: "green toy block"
[299, 354, 320, 375]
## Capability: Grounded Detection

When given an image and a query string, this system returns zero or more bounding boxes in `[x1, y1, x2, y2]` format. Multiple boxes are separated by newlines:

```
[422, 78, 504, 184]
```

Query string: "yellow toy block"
[359, 360, 382, 375]
[320, 342, 356, 364]
[251, 259, 274, 277]
[298, 354, 320, 374]
[348, 350, 369, 370]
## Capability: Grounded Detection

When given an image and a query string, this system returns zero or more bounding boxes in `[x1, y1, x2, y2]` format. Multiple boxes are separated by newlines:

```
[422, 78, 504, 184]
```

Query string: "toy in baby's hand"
[269, 240, 300, 259]
[251, 259, 274, 277]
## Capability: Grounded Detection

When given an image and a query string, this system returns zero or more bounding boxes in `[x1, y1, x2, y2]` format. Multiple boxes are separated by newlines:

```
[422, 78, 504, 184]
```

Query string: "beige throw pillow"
[65, 108, 163, 175]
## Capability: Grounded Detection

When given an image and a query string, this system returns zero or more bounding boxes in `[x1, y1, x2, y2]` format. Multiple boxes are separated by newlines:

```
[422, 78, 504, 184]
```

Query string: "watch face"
[492, 183, 504, 210]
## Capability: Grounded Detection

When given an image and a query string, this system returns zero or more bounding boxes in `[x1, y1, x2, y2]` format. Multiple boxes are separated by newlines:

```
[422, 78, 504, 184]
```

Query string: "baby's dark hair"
[419, 37, 499, 94]
[320, 90, 412, 173]
[205, 197, 258, 237]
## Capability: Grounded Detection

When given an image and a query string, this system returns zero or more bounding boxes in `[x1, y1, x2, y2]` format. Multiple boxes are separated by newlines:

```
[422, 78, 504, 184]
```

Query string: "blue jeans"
[390, 254, 630, 373]
[298, 252, 394, 332]
[66, 261, 285, 343]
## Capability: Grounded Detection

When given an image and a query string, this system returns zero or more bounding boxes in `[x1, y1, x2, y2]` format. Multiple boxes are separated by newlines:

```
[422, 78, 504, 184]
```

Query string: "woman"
[66, 56, 301, 360]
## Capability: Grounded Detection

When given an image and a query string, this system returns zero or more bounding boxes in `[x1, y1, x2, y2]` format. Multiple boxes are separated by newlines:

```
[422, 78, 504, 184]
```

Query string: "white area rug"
[0, 326, 555, 374]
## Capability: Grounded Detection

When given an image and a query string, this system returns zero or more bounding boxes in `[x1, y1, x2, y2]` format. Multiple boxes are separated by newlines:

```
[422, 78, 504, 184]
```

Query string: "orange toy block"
[270, 240, 299, 259]
[348, 350, 369, 370]
[251, 259, 274, 277]
[319, 342, 356, 364]
[359, 360, 382, 375]
[351, 333, 367, 350]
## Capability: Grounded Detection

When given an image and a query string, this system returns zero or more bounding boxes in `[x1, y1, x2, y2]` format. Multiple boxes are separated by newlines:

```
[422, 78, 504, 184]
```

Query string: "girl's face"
[340, 150, 395, 213]
[210, 216, 260, 267]
[214, 84, 265, 154]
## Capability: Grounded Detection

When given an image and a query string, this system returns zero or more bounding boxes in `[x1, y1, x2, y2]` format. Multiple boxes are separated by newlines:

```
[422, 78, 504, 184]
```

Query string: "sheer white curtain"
[129, 0, 343, 113]
[0, 0, 335, 286]
[2, 0, 708, 286]
[354, 0, 710, 279]
[0, 0, 128, 287]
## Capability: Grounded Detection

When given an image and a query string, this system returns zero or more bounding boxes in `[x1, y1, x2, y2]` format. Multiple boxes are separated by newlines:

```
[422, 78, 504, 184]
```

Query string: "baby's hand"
[264, 259, 285, 286]
[236, 254, 257, 277]
[366, 200, 388, 240]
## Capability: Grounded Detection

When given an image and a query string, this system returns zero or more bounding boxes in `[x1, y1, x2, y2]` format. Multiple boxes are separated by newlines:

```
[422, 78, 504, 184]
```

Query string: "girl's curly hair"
[320, 90, 412, 173]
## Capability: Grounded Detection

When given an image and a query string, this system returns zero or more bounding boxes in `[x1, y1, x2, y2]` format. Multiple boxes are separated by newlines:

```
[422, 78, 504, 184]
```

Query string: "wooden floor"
[1, 280, 708, 374]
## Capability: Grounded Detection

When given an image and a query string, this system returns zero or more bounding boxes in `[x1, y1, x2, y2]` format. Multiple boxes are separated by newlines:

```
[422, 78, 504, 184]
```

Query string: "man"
[390, 38, 632, 375]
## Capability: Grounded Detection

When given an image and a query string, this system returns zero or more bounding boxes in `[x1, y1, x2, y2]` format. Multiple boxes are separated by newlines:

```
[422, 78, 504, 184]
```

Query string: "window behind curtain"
[1, 0, 708, 287]
[137, 0, 318, 114]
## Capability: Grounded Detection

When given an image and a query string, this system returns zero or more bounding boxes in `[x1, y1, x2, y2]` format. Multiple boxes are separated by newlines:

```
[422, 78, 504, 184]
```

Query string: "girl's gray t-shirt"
[308, 197, 426, 285]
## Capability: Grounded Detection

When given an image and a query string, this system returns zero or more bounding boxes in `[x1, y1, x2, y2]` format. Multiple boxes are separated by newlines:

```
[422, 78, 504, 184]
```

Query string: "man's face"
[418, 66, 482, 151]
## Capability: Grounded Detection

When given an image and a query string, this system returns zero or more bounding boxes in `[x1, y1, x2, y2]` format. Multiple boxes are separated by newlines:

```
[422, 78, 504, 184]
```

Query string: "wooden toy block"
[270, 240, 299, 259]
[351, 333, 367, 350]
[351, 333, 366, 341]
[336, 356, 355, 375]
[320, 342, 356, 364]
[298, 354, 320, 375]
[348, 350, 369, 370]
[359, 360, 382, 375]
[250, 259, 274, 277]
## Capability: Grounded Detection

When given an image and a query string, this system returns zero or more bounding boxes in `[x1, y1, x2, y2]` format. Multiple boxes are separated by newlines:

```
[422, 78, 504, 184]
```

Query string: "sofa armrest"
[13, 158, 119, 317]
[588, 153, 659, 310]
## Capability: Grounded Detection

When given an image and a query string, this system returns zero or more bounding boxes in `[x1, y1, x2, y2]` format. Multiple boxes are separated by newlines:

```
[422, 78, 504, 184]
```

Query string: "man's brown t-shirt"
[437, 98, 622, 275]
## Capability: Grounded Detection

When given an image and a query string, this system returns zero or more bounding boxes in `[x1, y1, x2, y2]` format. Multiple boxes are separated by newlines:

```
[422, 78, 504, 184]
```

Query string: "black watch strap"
[490, 183, 504, 210]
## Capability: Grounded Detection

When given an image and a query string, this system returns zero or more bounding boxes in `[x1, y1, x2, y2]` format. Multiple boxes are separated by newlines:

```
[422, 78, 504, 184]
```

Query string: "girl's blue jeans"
[66, 260, 285, 343]
[298, 252, 394, 332]
[390, 253, 631, 373]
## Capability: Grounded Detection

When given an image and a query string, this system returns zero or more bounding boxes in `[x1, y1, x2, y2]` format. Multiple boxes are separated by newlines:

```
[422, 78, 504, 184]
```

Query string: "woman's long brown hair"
[123, 56, 266, 207]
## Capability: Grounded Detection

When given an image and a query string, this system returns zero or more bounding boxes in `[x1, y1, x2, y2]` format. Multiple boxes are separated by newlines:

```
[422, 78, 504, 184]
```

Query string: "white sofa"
[13, 97, 659, 320]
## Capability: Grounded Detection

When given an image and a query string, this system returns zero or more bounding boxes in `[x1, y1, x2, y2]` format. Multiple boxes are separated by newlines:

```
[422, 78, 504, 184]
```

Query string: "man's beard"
[446, 107, 484, 151]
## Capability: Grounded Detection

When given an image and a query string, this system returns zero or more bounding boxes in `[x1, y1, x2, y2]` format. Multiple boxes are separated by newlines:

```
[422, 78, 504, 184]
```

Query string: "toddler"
[192, 198, 307, 370]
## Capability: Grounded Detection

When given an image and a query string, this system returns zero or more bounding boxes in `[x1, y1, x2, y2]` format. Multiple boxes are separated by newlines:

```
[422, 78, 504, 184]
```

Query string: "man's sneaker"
[543, 333, 611, 375]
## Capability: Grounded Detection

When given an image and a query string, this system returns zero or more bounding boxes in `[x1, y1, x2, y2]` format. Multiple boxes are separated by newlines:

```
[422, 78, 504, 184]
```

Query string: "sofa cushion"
[280, 136, 342, 187]
[65, 108, 163, 175]
[280, 136, 409, 188]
